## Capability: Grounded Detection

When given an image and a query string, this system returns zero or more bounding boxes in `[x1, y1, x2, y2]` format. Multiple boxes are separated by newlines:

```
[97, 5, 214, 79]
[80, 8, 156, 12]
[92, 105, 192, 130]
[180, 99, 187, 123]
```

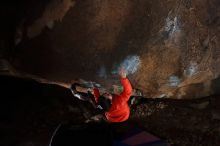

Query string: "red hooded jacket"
[93, 78, 132, 122]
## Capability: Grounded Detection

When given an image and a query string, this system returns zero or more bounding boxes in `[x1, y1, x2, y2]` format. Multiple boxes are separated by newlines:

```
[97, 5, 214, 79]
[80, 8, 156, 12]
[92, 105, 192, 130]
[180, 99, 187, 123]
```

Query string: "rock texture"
[1, 0, 220, 98]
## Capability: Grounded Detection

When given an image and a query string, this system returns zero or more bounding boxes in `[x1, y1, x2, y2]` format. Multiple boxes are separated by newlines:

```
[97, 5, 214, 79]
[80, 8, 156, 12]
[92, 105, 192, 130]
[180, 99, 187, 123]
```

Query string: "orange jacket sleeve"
[112, 78, 132, 105]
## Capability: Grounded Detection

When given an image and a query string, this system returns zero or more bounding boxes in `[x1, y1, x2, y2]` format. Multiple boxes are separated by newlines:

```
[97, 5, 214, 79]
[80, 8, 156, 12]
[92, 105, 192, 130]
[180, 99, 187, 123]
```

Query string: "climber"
[70, 67, 133, 123]
[95, 68, 132, 122]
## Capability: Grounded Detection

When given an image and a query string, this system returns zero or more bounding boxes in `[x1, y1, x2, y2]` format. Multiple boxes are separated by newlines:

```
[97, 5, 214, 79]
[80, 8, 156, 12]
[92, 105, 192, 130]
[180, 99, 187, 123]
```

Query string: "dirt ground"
[1, 75, 220, 146]
[130, 97, 220, 146]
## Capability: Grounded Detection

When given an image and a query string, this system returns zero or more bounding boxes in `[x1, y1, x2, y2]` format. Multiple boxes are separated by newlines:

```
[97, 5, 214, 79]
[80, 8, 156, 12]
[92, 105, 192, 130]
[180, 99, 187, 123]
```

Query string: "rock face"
[1, 0, 220, 98]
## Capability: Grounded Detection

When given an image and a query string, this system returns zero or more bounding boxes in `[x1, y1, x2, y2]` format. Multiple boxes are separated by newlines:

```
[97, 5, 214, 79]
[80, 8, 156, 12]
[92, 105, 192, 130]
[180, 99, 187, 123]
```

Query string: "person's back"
[105, 77, 132, 122]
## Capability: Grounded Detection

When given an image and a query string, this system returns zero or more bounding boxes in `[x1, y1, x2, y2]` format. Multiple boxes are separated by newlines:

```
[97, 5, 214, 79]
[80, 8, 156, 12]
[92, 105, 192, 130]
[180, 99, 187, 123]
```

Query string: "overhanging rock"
[3, 0, 220, 99]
